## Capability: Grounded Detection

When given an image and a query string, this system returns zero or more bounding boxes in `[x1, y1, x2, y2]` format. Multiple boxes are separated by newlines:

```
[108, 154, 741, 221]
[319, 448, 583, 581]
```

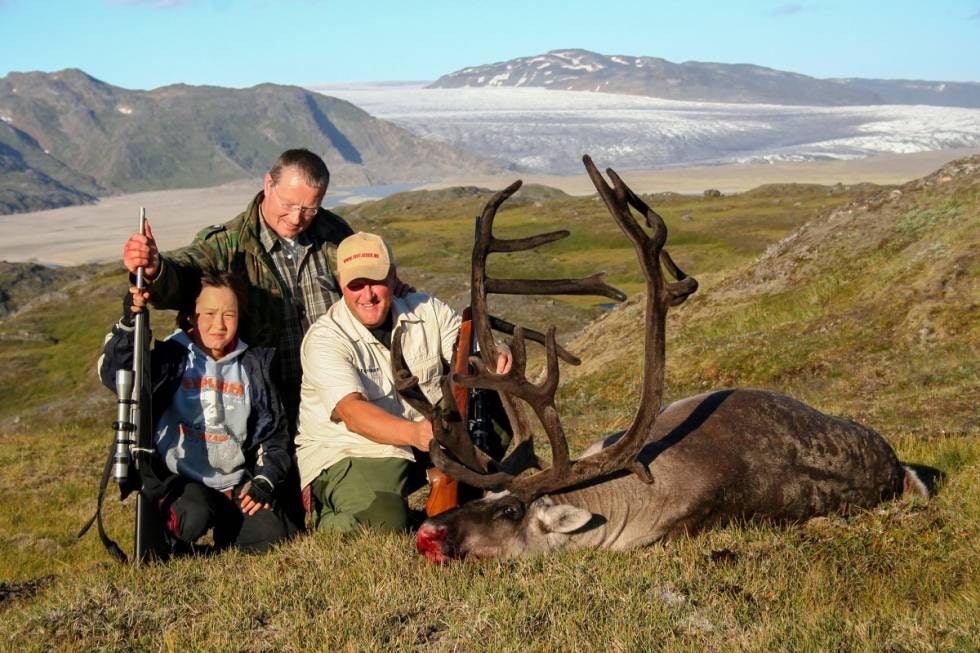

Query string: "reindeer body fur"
[418, 389, 918, 560]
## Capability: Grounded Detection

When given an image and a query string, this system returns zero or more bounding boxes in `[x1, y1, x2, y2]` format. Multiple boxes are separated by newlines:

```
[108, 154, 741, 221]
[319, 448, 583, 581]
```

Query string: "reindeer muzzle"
[416, 523, 458, 564]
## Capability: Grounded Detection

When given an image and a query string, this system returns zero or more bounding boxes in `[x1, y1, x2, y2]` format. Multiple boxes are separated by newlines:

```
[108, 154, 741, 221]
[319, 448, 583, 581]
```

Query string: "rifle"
[423, 308, 470, 517]
[129, 208, 170, 562]
[424, 217, 500, 517]
[80, 208, 168, 562]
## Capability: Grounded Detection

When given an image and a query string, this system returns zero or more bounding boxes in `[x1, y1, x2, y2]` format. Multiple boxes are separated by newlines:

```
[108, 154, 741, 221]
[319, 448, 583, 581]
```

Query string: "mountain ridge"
[429, 49, 980, 108]
[0, 69, 502, 215]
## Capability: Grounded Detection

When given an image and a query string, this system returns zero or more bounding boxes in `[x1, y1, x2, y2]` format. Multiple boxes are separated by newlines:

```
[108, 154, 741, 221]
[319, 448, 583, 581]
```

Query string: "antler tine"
[429, 445, 515, 490]
[531, 326, 571, 476]
[390, 326, 435, 420]
[488, 156, 702, 503]
[476, 327, 546, 475]
[610, 169, 667, 231]
[476, 179, 570, 254]
[611, 171, 699, 306]
[430, 412, 498, 475]
[583, 155, 656, 252]
[660, 250, 699, 306]
[425, 374, 495, 474]
[472, 180, 518, 362]
[489, 314, 580, 364]
[607, 167, 667, 253]
[488, 274, 625, 301]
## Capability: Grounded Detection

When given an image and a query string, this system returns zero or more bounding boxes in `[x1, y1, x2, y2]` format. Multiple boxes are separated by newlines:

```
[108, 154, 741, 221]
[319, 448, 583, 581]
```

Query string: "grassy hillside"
[337, 178, 858, 333]
[560, 157, 979, 444]
[0, 160, 976, 650]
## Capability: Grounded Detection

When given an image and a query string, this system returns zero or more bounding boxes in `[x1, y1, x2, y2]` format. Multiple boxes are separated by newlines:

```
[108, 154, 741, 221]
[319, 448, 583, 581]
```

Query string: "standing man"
[122, 149, 352, 432]
[296, 232, 511, 534]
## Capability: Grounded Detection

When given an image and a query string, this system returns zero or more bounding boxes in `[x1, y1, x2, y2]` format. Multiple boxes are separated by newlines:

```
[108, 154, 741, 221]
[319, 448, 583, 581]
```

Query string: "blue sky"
[1, 0, 978, 90]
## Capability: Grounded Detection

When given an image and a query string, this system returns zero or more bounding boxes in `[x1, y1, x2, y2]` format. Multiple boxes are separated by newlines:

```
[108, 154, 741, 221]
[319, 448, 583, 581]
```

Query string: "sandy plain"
[2, 148, 977, 268]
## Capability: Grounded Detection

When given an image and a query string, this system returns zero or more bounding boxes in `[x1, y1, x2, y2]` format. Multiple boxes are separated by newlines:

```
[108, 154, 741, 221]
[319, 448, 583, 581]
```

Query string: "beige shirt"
[295, 292, 461, 488]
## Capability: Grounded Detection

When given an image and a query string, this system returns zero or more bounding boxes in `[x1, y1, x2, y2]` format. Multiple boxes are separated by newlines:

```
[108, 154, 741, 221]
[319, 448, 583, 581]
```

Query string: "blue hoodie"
[99, 321, 291, 495]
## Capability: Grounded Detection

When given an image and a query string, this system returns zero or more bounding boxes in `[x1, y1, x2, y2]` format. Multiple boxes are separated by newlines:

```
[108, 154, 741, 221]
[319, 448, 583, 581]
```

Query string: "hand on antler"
[493, 343, 513, 374]
[412, 419, 436, 452]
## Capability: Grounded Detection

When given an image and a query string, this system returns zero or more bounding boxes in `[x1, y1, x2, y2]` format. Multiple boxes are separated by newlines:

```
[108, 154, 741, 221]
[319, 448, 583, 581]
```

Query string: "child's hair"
[176, 271, 248, 331]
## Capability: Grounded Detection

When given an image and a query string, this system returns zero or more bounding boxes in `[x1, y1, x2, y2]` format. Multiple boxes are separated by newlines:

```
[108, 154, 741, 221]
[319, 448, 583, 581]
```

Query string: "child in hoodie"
[99, 271, 292, 553]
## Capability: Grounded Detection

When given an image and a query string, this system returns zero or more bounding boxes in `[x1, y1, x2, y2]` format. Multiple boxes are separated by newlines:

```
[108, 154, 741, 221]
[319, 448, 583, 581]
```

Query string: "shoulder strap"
[77, 442, 129, 563]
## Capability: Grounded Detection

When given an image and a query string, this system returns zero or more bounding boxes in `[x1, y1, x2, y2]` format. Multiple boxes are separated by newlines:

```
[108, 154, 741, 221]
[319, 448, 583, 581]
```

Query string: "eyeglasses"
[269, 184, 320, 217]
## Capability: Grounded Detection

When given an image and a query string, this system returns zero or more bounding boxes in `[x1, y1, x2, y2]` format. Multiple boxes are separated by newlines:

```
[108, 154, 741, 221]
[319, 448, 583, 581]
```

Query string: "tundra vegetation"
[0, 158, 977, 650]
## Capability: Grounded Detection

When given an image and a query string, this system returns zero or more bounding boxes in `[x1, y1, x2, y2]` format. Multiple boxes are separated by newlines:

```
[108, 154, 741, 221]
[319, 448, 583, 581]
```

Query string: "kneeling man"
[296, 232, 510, 534]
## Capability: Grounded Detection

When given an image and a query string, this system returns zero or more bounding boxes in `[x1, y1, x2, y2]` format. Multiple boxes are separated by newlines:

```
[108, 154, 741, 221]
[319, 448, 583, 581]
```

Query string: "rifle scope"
[112, 369, 136, 484]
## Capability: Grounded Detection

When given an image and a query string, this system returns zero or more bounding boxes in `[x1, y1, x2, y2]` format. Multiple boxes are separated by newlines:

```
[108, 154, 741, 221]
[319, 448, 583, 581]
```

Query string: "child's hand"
[121, 286, 151, 326]
[239, 477, 275, 516]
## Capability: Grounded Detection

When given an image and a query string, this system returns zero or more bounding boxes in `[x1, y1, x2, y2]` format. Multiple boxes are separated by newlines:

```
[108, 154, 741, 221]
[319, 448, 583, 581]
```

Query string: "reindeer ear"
[535, 504, 593, 534]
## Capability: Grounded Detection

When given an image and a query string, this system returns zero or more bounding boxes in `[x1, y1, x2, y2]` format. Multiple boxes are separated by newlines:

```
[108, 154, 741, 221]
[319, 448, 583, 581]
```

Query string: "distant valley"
[409, 49, 980, 174]
[0, 69, 499, 215]
[3, 51, 979, 216]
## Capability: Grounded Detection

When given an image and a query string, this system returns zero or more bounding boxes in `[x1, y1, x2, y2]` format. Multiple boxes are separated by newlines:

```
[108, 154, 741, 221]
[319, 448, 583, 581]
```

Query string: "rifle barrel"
[132, 208, 147, 408]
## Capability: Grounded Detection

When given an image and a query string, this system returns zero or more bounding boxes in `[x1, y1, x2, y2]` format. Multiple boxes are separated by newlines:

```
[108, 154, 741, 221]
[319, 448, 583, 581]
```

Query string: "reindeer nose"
[416, 524, 452, 564]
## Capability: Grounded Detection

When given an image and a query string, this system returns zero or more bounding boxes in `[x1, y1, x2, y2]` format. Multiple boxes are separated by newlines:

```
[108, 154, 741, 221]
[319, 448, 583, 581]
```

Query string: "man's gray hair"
[269, 149, 330, 191]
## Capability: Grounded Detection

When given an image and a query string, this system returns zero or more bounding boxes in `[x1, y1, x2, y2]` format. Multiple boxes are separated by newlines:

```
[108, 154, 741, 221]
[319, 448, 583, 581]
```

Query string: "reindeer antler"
[467, 180, 626, 480]
[394, 158, 697, 504]
[390, 325, 502, 476]
[390, 178, 625, 489]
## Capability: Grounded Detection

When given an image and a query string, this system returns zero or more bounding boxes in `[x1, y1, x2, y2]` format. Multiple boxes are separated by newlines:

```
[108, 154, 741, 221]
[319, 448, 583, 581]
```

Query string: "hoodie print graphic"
[155, 330, 253, 491]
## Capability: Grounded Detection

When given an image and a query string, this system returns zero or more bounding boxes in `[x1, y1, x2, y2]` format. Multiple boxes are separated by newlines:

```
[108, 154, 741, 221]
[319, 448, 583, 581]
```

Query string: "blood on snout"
[416, 524, 452, 564]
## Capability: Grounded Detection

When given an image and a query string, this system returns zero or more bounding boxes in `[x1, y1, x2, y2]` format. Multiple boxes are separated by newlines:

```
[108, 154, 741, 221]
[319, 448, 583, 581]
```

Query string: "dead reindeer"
[394, 155, 927, 563]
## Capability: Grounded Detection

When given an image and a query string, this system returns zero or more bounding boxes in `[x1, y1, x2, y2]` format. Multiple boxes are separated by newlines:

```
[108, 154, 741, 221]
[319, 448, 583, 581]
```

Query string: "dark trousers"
[162, 478, 292, 553]
[281, 400, 310, 532]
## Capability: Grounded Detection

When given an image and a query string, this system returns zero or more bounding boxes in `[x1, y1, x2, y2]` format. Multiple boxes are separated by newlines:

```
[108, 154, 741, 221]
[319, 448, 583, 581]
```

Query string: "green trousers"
[310, 456, 428, 535]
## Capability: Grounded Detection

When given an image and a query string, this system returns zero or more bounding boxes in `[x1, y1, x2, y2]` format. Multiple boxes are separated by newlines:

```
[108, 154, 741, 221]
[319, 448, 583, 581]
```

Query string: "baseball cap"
[336, 232, 394, 287]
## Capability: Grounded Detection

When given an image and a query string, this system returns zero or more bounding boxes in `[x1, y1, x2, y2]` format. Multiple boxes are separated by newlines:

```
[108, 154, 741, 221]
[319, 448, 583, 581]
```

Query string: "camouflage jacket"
[149, 191, 353, 355]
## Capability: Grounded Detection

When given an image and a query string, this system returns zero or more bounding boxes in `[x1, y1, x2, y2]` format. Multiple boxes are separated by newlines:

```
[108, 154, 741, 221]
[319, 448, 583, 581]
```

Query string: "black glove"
[243, 476, 275, 506]
[120, 291, 136, 327]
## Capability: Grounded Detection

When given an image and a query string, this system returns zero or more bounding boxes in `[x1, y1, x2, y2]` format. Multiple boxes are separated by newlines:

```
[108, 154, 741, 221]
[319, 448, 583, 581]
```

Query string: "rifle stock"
[450, 309, 473, 418]
[424, 468, 458, 517]
[424, 308, 473, 517]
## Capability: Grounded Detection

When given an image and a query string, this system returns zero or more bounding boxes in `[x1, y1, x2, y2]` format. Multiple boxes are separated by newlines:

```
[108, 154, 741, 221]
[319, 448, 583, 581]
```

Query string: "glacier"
[309, 84, 980, 175]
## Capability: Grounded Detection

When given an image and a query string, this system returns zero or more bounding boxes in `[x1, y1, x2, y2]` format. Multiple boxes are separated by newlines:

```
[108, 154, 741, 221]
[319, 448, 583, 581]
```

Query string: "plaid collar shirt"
[257, 210, 342, 412]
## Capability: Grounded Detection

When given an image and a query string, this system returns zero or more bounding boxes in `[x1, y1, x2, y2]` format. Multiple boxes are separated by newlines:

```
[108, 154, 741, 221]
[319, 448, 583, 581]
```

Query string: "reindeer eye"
[495, 503, 524, 522]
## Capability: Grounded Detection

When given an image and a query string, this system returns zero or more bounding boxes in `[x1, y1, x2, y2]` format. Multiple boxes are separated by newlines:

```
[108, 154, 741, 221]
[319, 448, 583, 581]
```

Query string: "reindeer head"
[397, 156, 698, 561]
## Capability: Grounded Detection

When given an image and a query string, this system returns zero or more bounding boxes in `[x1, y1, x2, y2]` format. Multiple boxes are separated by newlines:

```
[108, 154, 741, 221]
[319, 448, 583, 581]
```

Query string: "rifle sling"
[77, 441, 129, 564]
